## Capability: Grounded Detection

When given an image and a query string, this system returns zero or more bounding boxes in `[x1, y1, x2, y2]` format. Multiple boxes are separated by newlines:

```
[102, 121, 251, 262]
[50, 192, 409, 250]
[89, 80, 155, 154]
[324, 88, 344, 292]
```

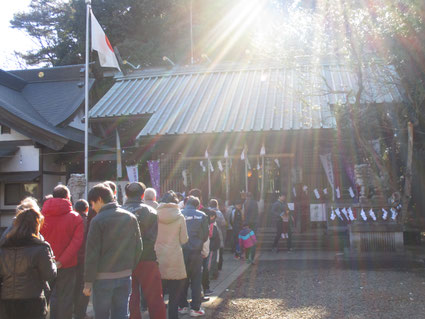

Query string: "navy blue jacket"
[181, 204, 209, 251]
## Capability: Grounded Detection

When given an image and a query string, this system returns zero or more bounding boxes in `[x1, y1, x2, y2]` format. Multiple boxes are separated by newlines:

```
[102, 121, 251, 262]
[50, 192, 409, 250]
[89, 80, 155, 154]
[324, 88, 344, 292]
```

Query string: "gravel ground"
[206, 259, 425, 319]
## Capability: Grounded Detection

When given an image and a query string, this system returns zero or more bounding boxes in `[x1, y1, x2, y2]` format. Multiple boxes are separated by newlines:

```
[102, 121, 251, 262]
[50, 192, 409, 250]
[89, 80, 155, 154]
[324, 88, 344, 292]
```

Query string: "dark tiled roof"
[89, 62, 403, 138]
[0, 65, 96, 150]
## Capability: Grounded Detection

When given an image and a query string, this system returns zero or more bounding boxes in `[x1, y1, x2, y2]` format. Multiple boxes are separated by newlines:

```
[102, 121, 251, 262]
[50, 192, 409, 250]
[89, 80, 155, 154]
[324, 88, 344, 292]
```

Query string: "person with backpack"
[123, 182, 166, 319]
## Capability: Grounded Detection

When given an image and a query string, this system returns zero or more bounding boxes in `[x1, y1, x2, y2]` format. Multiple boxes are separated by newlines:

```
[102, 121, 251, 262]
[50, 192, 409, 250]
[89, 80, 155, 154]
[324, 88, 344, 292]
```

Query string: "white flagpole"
[84, 0, 91, 199]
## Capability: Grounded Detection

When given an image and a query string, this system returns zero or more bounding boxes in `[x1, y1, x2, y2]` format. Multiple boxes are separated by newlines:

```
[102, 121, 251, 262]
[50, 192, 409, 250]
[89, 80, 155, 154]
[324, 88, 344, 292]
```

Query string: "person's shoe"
[201, 296, 210, 302]
[178, 306, 189, 314]
[190, 308, 206, 317]
[204, 288, 214, 296]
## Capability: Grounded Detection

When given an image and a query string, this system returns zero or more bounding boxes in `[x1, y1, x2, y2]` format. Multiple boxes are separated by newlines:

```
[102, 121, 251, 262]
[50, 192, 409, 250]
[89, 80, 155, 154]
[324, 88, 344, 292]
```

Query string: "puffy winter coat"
[155, 203, 188, 280]
[41, 197, 84, 268]
[0, 237, 56, 299]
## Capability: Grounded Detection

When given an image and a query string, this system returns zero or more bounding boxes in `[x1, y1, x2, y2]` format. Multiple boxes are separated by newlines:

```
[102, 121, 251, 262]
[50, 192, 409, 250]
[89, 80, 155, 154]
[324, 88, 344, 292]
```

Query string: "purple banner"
[148, 160, 161, 197]
[341, 154, 355, 187]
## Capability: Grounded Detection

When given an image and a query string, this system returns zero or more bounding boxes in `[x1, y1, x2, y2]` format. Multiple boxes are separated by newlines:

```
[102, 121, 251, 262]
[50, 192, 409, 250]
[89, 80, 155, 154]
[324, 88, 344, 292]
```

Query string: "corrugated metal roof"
[89, 63, 403, 137]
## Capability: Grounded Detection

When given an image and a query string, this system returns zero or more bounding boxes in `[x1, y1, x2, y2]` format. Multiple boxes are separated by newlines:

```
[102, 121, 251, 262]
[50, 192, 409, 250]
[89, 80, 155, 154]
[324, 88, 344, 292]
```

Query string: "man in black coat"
[122, 182, 166, 319]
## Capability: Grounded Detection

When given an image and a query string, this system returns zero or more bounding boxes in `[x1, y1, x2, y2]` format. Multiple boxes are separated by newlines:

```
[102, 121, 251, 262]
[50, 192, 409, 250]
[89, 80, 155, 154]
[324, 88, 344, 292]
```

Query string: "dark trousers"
[272, 220, 283, 248]
[162, 279, 185, 319]
[50, 267, 76, 319]
[272, 221, 292, 250]
[2, 298, 47, 319]
[218, 247, 224, 270]
[232, 228, 241, 256]
[202, 257, 210, 291]
[73, 263, 90, 319]
[129, 261, 166, 319]
[245, 245, 256, 261]
[208, 250, 219, 279]
[179, 250, 203, 311]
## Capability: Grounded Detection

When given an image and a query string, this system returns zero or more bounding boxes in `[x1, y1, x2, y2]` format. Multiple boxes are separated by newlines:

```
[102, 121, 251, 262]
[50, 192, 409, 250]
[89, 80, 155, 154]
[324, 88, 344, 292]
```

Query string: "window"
[4, 183, 39, 205]
[1, 125, 11, 134]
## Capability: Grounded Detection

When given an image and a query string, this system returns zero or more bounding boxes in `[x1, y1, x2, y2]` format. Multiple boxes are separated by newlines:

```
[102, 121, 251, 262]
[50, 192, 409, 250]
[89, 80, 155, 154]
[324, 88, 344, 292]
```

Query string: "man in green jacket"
[83, 183, 143, 319]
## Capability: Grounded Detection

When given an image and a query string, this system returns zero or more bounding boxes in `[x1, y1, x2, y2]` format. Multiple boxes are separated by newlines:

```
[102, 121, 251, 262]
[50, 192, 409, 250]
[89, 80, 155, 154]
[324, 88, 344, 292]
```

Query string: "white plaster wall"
[0, 146, 39, 172]
[0, 128, 31, 141]
[43, 174, 67, 196]
[1, 214, 14, 228]
[68, 109, 91, 132]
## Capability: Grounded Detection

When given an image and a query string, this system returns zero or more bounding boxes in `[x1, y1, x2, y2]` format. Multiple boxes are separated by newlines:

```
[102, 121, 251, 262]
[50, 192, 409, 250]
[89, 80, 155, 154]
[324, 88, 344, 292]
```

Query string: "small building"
[0, 65, 100, 228]
[89, 61, 403, 232]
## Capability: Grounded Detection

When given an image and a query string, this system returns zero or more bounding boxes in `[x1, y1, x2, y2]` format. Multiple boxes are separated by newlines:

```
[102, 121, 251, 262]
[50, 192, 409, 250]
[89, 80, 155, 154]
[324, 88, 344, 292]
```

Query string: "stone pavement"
[84, 246, 425, 318]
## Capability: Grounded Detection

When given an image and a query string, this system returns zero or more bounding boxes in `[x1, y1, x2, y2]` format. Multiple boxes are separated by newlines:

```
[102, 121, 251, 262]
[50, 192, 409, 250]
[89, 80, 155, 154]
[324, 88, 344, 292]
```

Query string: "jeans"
[93, 276, 132, 319]
[179, 250, 203, 311]
[50, 267, 76, 319]
[129, 261, 166, 319]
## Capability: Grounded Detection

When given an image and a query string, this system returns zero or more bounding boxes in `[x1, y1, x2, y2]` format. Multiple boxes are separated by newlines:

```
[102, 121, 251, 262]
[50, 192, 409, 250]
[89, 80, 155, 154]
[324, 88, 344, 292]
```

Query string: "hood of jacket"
[157, 203, 182, 224]
[42, 198, 73, 217]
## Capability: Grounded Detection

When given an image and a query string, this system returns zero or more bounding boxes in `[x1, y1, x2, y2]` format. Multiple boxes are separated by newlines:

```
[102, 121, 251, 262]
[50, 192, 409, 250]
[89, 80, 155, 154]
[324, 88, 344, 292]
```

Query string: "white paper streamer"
[335, 208, 343, 220]
[182, 169, 188, 187]
[341, 207, 349, 220]
[224, 146, 229, 159]
[200, 161, 206, 172]
[209, 160, 214, 172]
[314, 189, 320, 199]
[382, 208, 388, 220]
[217, 160, 223, 172]
[323, 188, 328, 195]
[303, 185, 308, 193]
[336, 187, 341, 199]
[274, 158, 280, 168]
[330, 208, 336, 220]
[247, 158, 251, 170]
[205, 149, 209, 159]
[257, 160, 260, 170]
[361, 209, 367, 221]
[390, 208, 398, 220]
[349, 187, 355, 198]
[293, 187, 297, 197]
[348, 207, 355, 221]
[241, 149, 245, 160]
[369, 208, 377, 221]
[260, 144, 266, 156]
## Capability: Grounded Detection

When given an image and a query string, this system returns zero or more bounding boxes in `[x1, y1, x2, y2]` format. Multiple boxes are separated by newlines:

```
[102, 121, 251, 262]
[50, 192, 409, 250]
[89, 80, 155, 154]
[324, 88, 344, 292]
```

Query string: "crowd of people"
[0, 181, 294, 319]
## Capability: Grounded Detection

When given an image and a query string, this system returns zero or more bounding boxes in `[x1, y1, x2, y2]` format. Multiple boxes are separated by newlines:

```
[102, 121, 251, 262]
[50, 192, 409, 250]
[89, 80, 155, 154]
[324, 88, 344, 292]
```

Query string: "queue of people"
[0, 182, 260, 319]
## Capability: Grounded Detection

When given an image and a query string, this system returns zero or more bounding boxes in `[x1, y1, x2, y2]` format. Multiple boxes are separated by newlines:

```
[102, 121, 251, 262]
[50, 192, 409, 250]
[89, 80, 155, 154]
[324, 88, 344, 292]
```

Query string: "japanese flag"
[91, 11, 121, 71]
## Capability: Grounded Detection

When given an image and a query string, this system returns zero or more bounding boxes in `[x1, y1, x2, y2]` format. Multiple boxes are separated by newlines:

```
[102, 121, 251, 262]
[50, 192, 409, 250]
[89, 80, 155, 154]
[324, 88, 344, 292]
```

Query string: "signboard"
[310, 203, 327, 222]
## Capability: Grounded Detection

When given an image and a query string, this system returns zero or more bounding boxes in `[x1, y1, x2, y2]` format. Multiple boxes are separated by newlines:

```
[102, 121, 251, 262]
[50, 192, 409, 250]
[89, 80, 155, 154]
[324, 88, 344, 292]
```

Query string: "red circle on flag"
[105, 35, 114, 52]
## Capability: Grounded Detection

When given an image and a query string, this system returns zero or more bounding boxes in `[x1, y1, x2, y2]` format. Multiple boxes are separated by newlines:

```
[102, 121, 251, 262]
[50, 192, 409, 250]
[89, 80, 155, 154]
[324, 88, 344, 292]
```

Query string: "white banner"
[126, 165, 138, 183]
[320, 153, 335, 191]
[310, 203, 327, 221]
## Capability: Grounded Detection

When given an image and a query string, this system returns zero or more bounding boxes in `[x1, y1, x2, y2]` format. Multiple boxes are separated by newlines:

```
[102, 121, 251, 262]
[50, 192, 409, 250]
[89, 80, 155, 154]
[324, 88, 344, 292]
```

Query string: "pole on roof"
[245, 148, 248, 194]
[225, 157, 229, 206]
[207, 158, 211, 199]
[190, 0, 194, 64]
[84, 0, 91, 199]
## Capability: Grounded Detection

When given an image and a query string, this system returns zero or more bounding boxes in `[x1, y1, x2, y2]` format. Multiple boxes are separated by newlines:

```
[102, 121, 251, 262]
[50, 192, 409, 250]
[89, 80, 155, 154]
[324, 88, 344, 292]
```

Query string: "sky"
[0, 0, 40, 70]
